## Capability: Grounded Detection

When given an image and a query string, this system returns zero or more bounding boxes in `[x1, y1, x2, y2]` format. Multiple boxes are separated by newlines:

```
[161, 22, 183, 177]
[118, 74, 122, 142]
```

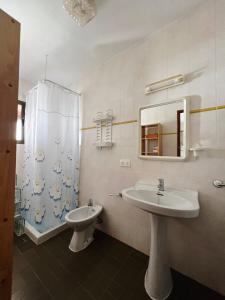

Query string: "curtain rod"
[42, 79, 81, 96]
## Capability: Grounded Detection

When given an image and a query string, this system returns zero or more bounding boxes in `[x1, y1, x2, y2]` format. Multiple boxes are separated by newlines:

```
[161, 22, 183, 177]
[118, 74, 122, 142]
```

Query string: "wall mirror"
[139, 98, 189, 161]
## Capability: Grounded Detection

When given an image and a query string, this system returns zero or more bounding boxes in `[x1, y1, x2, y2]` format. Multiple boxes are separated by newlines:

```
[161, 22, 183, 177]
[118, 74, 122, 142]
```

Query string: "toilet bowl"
[65, 205, 103, 252]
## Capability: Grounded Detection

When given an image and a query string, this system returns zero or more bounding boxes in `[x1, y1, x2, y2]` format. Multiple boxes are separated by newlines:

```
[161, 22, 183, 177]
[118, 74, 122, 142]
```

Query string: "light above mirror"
[144, 74, 184, 94]
[139, 98, 189, 161]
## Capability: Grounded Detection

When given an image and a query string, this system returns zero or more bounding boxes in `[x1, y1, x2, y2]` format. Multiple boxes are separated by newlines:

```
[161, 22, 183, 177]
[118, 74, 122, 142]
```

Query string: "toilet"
[65, 205, 103, 252]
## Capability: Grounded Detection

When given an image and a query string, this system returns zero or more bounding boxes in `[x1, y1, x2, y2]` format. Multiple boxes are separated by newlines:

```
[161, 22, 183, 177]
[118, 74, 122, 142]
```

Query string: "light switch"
[120, 159, 131, 168]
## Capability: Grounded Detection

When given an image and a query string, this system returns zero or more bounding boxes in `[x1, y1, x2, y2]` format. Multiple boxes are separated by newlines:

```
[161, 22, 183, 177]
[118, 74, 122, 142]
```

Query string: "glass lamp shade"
[63, 0, 96, 26]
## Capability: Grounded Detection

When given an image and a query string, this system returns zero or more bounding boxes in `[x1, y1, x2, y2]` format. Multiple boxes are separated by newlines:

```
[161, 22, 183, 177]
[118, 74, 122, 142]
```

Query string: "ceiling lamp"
[63, 0, 96, 26]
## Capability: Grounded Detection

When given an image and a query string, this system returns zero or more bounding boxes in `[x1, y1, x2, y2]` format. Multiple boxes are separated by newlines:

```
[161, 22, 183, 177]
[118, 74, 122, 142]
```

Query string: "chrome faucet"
[88, 198, 93, 206]
[157, 178, 165, 192]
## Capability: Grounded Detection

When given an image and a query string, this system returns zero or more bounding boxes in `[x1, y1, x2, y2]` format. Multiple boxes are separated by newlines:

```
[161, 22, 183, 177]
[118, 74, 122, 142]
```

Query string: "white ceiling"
[1, 0, 204, 91]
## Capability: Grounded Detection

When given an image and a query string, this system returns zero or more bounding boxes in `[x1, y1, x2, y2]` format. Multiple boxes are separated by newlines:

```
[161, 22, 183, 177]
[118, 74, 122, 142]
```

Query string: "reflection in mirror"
[139, 99, 188, 160]
[177, 109, 184, 157]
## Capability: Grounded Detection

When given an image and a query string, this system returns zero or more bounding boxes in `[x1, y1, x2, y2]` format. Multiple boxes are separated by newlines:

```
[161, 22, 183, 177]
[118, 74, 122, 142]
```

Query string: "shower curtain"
[21, 81, 80, 233]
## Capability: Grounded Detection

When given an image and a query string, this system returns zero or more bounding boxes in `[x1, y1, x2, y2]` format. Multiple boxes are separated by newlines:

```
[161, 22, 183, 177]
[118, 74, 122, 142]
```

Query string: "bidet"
[65, 205, 103, 252]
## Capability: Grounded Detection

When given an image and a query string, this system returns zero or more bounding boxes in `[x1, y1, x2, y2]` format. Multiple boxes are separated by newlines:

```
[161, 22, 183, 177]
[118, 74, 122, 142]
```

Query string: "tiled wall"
[79, 0, 225, 295]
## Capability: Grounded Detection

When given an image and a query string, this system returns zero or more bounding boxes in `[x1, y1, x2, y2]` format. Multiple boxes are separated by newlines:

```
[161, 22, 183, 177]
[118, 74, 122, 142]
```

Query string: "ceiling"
[1, 0, 204, 91]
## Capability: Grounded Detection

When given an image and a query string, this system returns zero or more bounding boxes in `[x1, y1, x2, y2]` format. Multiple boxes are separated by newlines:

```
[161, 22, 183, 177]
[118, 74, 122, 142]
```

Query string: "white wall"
[16, 78, 33, 187]
[79, 0, 225, 295]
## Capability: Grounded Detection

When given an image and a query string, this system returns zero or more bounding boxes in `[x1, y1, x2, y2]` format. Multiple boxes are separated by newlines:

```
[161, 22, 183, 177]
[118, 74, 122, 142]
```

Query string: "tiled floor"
[12, 229, 225, 300]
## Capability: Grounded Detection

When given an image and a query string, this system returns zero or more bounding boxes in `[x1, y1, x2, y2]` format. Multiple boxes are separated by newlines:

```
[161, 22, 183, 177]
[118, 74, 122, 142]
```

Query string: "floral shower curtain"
[21, 81, 80, 233]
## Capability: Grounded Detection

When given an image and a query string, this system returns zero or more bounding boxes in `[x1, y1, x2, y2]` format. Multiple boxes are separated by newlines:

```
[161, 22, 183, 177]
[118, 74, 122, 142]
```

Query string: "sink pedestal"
[145, 214, 172, 300]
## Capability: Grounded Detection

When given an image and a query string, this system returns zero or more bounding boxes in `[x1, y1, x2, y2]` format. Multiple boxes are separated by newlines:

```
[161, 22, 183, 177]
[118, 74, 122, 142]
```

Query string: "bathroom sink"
[121, 181, 199, 300]
[122, 184, 199, 218]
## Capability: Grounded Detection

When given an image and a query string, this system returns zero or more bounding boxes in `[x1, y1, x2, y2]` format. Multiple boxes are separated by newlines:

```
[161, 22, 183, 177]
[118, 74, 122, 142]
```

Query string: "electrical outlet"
[120, 159, 131, 168]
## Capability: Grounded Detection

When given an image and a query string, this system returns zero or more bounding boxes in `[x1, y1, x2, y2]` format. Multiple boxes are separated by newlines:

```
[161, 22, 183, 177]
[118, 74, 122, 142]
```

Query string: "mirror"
[139, 98, 189, 161]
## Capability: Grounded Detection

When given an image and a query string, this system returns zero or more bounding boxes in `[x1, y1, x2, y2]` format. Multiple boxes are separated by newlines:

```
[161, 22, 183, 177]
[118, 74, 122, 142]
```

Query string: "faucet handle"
[88, 198, 93, 206]
[108, 193, 122, 197]
[157, 178, 165, 191]
[213, 179, 225, 188]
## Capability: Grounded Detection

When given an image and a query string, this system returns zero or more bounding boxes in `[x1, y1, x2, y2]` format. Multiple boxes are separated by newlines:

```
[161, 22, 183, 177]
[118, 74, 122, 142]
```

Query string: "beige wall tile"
[79, 0, 225, 295]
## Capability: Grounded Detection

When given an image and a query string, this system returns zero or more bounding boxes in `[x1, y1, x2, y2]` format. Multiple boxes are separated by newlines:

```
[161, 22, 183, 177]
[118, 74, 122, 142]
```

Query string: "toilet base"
[69, 223, 95, 252]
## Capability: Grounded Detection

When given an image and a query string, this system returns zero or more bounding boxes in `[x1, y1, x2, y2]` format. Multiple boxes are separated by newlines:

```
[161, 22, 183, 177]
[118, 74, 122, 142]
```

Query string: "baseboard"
[25, 221, 68, 245]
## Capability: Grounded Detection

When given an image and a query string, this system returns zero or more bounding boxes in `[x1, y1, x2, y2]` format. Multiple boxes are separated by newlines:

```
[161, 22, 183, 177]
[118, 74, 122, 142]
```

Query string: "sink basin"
[122, 184, 199, 218]
[121, 181, 199, 300]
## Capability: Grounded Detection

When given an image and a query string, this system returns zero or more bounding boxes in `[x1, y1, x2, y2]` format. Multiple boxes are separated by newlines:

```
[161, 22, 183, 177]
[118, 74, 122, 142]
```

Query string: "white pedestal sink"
[122, 181, 199, 300]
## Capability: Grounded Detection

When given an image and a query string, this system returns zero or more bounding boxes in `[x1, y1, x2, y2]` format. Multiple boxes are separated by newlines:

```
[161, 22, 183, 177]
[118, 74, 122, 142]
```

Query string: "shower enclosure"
[21, 81, 80, 236]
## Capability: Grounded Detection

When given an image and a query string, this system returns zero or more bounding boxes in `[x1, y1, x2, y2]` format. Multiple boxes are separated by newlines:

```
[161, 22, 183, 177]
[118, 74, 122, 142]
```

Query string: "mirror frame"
[138, 98, 189, 161]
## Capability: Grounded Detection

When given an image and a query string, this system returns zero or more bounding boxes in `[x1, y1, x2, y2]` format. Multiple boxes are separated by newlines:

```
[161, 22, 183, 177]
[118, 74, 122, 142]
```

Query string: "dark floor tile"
[79, 256, 121, 298]
[13, 247, 29, 274]
[46, 275, 80, 300]
[29, 259, 64, 294]
[168, 270, 225, 300]
[130, 248, 148, 267]
[107, 258, 148, 300]
[58, 228, 74, 244]
[188, 279, 225, 300]
[21, 247, 41, 266]
[42, 234, 66, 254]
[12, 286, 52, 300]
[12, 272, 25, 294]
[12, 229, 225, 300]
[35, 243, 70, 280]
[66, 284, 95, 300]
[106, 239, 133, 263]
[12, 266, 52, 300]
[106, 280, 126, 300]
[98, 290, 116, 300]
[113, 254, 146, 287]
[44, 236, 76, 267]
[106, 279, 150, 300]
[20, 266, 42, 287]
[14, 234, 35, 253]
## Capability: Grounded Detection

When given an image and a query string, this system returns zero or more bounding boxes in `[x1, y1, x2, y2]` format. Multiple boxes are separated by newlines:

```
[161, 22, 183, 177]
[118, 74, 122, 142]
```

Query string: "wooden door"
[0, 9, 20, 300]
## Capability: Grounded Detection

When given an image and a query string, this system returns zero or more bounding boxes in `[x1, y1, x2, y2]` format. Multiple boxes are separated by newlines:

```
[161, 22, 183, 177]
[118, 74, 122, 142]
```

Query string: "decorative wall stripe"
[112, 119, 137, 126]
[81, 125, 96, 131]
[190, 104, 225, 114]
[161, 131, 183, 136]
[80, 119, 138, 131]
[81, 104, 225, 131]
